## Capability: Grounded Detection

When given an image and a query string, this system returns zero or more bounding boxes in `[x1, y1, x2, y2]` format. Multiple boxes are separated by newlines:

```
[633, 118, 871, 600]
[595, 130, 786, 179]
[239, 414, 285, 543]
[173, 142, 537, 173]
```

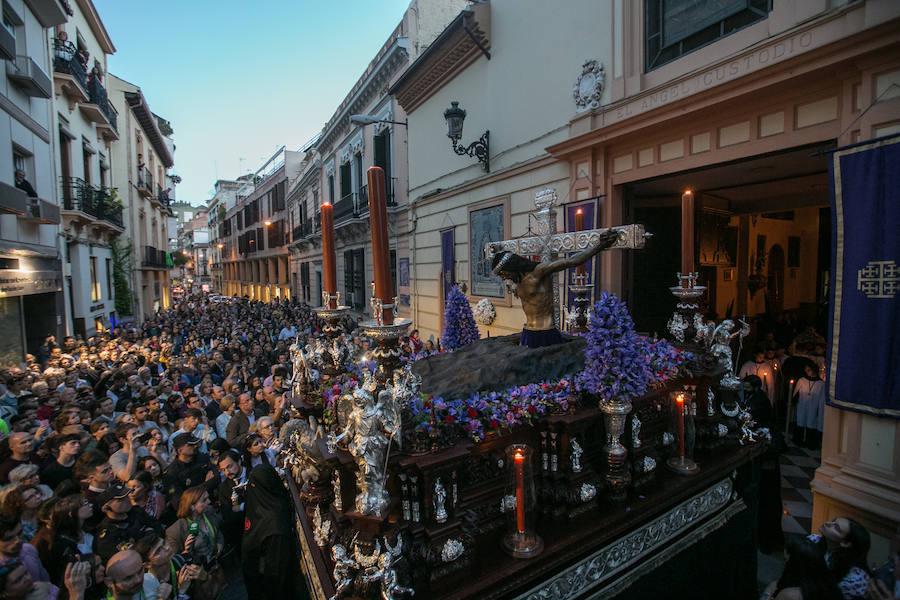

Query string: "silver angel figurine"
[279, 416, 324, 485]
[313, 506, 331, 547]
[570, 438, 583, 473]
[632, 415, 642, 449]
[329, 543, 357, 600]
[708, 319, 749, 389]
[433, 478, 447, 523]
[362, 536, 414, 600]
[289, 336, 314, 399]
[329, 372, 400, 516]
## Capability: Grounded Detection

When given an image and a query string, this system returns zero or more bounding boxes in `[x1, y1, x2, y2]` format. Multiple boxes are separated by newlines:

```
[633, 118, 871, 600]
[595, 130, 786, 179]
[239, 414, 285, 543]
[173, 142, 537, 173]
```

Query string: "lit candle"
[367, 166, 393, 325]
[320, 202, 337, 308]
[681, 190, 694, 286]
[575, 209, 586, 277]
[514, 449, 525, 534]
[676, 393, 685, 458]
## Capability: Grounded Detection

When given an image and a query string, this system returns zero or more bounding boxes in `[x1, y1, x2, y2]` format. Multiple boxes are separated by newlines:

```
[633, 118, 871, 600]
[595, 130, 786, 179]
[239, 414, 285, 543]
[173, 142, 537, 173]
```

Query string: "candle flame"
[676, 393, 685, 404]
[683, 189, 693, 196]
[322, 202, 331, 207]
[514, 449, 525, 462]
[576, 208, 583, 215]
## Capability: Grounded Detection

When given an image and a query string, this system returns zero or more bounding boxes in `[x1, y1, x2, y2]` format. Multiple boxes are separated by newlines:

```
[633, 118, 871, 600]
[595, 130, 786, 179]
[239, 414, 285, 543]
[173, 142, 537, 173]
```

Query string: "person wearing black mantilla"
[241, 464, 310, 600]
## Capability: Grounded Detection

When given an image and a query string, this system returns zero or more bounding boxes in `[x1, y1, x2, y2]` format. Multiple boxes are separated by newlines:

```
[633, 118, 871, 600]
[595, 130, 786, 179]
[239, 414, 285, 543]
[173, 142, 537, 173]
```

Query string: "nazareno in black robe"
[241, 464, 309, 600]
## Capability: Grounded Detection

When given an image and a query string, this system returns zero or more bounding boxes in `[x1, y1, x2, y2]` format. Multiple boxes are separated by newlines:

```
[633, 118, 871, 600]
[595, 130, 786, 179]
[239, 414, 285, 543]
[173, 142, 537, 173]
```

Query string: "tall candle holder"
[565, 272, 594, 334]
[667, 272, 706, 347]
[312, 291, 352, 376]
[600, 398, 633, 503]
[500, 444, 543, 559]
[666, 390, 699, 475]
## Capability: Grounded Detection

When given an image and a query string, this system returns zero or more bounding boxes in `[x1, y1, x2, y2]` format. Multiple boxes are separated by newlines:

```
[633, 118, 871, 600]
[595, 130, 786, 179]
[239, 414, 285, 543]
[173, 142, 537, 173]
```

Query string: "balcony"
[52, 40, 88, 105]
[136, 168, 153, 198]
[59, 176, 123, 230]
[25, 0, 68, 28]
[22, 197, 60, 224]
[334, 192, 363, 222]
[6, 55, 52, 98]
[333, 182, 397, 224]
[79, 78, 118, 140]
[142, 245, 168, 269]
[154, 186, 171, 209]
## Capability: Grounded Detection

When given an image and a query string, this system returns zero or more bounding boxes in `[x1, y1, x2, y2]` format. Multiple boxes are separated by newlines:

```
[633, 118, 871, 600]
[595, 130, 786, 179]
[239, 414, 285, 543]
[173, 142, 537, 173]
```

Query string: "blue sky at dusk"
[95, 0, 412, 205]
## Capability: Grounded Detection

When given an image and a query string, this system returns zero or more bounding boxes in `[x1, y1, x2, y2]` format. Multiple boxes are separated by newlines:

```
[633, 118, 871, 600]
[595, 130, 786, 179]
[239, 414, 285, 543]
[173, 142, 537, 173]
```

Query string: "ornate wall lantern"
[443, 101, 489, 172]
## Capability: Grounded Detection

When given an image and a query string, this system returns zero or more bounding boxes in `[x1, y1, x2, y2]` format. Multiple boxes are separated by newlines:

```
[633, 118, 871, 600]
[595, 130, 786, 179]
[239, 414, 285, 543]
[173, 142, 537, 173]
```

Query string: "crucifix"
[484, 188, 650, 347]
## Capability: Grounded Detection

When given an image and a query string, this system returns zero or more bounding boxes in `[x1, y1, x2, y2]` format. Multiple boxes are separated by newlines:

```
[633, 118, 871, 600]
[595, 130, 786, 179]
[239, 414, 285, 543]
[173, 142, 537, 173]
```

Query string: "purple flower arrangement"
[440, 285, 480, 351]
[408, 379, 571, 442]
[576, 292, 690, 402]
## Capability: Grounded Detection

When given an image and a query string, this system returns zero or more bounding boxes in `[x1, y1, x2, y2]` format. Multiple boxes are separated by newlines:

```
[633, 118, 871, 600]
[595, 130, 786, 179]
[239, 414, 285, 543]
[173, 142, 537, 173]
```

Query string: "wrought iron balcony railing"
[52, 39, 87, 92]
[142, 245, 168, 268]
[59, 176, 123, 228]
[86, 77, 117, 133]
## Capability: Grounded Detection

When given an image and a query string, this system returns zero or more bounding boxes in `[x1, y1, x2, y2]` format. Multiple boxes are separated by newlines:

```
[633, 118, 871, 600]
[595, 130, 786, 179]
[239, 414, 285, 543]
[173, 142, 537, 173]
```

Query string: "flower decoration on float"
[576, 292, 691, 402]
[472, 298, 496, 326]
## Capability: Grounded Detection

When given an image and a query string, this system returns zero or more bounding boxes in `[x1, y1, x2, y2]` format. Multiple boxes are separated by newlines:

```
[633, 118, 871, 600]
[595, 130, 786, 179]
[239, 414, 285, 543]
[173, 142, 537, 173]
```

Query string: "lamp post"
[443, 101, 489, 172]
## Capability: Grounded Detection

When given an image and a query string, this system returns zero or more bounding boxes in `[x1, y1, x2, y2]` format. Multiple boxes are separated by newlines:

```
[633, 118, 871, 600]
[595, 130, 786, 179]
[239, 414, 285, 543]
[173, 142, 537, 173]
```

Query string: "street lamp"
[443, 101, 489, 172]
[349, 114, 408, 127]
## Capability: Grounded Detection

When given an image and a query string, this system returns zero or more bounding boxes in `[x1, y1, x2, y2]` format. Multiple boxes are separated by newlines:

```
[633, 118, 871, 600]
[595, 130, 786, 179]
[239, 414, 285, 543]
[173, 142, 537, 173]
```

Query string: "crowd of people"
[0, 295, 422, 600]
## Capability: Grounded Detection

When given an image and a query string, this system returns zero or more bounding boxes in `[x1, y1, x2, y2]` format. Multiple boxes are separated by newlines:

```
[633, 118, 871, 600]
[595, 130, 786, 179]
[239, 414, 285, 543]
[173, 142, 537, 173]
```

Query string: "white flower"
[473, 298, 496, 325]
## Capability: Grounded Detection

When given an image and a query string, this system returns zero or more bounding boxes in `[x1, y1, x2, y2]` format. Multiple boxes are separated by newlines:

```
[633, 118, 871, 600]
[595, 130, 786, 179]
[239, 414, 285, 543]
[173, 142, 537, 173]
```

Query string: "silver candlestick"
[667, 272, 706, 346]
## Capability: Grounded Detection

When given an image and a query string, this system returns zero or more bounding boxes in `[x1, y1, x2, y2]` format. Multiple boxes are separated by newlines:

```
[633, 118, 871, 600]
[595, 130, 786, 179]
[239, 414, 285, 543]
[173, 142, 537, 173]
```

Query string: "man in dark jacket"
[162, 433, 216, 509]
[93, 483, 163, 562]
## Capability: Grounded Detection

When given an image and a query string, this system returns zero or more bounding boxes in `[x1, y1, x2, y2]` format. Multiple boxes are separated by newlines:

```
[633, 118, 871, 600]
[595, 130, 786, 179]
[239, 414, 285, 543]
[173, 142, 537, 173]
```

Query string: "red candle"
[367, 167, 393, 325]
[676, 394, 685, 458]
[320, 203, 336, 308]
[681, 190, 694, 285]
[575, 208, 586, 276]
[514, 449, 525, 534]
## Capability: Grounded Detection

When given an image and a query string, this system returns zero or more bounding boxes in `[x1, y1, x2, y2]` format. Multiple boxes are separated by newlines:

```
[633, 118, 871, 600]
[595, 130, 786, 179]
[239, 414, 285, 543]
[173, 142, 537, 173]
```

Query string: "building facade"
[395, 0, 900, 561]
[107, 74, 174, 321]
[220, 148, 298, 301]
[53, 0, 122, 339]
[286, 0, 465, 315]
[0, 0, 68, 365]
[206, 178, 242, 294]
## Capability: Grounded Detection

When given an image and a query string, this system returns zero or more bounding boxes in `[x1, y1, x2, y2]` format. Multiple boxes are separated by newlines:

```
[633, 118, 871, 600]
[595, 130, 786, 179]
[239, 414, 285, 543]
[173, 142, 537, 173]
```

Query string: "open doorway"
[625, 142, 833, 363]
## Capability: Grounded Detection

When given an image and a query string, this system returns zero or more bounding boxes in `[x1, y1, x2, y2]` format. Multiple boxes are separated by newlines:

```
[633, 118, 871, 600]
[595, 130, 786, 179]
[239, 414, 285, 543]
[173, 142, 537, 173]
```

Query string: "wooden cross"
[484, 188, 650, 327]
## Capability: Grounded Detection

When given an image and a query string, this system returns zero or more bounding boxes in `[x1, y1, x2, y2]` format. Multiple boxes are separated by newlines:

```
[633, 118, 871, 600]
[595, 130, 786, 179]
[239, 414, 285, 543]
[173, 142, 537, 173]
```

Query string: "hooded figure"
[242, 465, 308, 600]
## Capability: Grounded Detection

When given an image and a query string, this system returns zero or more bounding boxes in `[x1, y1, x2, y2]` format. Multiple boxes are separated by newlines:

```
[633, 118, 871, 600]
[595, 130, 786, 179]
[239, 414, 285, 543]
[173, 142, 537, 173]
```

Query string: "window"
[94, 318, 105, 333]
[374, 130, 392, 202]
[328, 175, 335, 203]
[339, 163, 351, 201]
[645, 0, 772, 71]
[105, 258, 112, 299]
[90, 256, 101, 301]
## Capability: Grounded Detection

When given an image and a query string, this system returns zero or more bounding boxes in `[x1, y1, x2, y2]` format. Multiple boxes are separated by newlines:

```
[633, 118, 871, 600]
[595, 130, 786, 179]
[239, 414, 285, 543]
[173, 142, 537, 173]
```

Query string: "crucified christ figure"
[490, 229, 621, 348]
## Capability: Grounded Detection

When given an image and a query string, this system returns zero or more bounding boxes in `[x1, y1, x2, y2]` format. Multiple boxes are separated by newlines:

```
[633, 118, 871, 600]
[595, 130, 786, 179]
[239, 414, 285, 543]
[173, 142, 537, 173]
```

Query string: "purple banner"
[827, 136, 900, 418]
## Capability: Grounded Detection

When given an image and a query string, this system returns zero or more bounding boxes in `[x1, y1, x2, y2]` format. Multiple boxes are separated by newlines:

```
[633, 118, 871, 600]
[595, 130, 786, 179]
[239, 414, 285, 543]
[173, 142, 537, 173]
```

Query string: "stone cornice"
[390, 3, 490, 115]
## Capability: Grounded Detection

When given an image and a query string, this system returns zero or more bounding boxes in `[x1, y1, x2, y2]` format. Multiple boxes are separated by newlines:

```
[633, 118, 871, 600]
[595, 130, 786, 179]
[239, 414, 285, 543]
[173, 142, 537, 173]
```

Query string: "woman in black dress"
[242, 465, 309, 600]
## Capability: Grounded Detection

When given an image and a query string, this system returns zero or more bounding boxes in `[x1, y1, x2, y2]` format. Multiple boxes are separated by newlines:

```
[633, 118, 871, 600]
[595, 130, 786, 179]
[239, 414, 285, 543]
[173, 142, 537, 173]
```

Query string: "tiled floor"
[757, 441, 822, 590]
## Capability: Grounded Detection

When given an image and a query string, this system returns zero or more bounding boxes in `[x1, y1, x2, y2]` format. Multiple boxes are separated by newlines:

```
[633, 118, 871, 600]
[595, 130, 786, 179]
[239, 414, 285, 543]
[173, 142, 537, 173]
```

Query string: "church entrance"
[625, 141, 833, 365]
